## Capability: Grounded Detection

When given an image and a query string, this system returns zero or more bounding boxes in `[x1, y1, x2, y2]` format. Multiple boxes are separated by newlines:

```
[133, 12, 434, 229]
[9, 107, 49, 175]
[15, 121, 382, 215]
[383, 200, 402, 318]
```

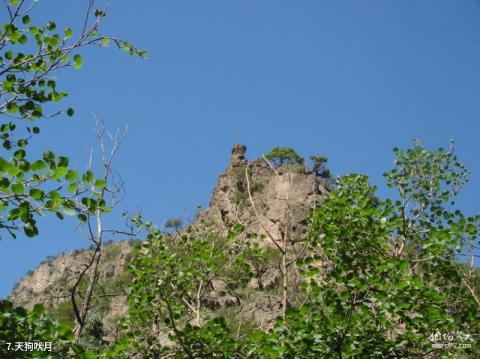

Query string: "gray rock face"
[242, 297, 283, 330]
[10, 241, 133, 309]
[204, 144, 326, 245]
[229, 143, 248, 168]
[9, 241, 135, 337]
[247, 268, 280, 290]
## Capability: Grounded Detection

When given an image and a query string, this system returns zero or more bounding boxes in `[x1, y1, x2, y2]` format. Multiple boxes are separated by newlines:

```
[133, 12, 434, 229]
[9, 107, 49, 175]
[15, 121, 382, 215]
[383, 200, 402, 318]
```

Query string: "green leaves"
[31, 160, 47, 172]
[11, 183, 24, 194]
[46, 21, 56, 31]
[62, 207, 76, 217]
[297, 168, 479, 357]
[73, 54, 83, 69]
[64, 27, 73, 39]
[13, 149, 25, 159]
[0, 144, 114, 239]
[82, 170, 94, 182]
[94, 179, 106, 190]
[264, 146, 304, 167]
[53, 166, 68, 180]
[68, 182, 78, 193]
[65, 169, 79, 181]
[22, 15, 30, 25]
[125, 217, 253, 357]
[385, 140, 477, 263]
[88, 142, 479, 357]
[94, 9, 106, 18]
[0, 0, 142, 127]
[29, 188, 44, 200]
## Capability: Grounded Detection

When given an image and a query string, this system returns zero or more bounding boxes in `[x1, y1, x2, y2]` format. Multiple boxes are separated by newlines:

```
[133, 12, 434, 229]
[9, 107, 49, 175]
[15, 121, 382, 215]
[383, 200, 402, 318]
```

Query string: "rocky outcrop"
[9, 144, 328, 334]
[202, 144, 326, 245]
[228, 143, 248, 169]
[9, 241, 136, 335]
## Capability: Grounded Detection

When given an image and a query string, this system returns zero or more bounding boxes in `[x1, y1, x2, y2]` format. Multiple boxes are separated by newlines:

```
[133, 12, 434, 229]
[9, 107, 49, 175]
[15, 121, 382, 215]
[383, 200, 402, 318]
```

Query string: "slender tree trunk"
[195, 279, 203, 326]
[282, 238, 288, 321]
[74, 209, 103, 341]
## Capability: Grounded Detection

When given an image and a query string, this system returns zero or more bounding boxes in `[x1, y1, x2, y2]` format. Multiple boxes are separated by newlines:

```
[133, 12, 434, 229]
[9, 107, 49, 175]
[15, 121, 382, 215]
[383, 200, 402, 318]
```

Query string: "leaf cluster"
[264, 147, 304, 168]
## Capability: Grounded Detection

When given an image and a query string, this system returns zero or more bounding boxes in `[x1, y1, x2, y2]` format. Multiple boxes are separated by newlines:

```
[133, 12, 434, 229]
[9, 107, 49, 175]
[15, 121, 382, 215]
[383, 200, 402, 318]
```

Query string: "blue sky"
[1, 0, 479, 298]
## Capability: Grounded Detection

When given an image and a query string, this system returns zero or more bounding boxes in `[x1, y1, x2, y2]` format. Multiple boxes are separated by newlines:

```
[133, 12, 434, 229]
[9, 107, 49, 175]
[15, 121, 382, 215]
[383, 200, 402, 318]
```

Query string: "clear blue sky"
[1, 0, 479, 298]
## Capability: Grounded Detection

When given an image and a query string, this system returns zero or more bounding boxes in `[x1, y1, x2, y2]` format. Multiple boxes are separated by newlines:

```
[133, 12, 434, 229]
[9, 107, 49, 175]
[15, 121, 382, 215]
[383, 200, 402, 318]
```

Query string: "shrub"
[309, 155, 330, 178]
[264, 147, 304, 168]
[164, 218, 183, 232]
[233, 191, 248, 204]
[250, 181, 264, 193]
[71, 248, 85, 256]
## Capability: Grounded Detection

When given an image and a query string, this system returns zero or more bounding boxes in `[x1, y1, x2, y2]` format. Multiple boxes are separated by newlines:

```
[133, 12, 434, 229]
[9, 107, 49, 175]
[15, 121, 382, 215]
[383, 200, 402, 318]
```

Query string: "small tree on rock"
[309, 155, 330, 179]
[264, 147, 304, 168]
[164, 218, 183, 233]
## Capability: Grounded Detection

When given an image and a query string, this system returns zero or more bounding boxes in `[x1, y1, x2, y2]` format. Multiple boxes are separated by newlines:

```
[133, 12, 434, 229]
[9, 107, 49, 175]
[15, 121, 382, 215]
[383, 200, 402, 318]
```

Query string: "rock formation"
[202, 143, 325, 244]
[9, 144, 328, 335]
[9, 241, 136, 337]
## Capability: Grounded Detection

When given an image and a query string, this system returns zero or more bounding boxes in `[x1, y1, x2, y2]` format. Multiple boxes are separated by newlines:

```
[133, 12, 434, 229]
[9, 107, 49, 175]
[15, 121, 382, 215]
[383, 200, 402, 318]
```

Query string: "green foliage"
[250, 180, 264, 193]
[103, 243, 121, 262]
[48, 300, 75, 328]
[92, 142, 479, 357]
[177, 318, 239, 358]
[384, 140, 477, 257]
[1, 2, 145, 353]
[102, 270, 133, 294]
[164, 218, 183, 232]
[279, 143, 479, 357]
[299, 175, 442, 356]
[11, 141, 474, 358]
[111, 218, 253, 357]
[384, 140, 480, 349]
[81, 311, 107, 350]
[127, 238, 143, 247]
[264, 147, 304, 168]
[309, 155, 330, 178]
[0, 1, 145, 122]
[233, 181, 262, 205]
[233, 190, 248, 204]
[243, 162, 478, 357]
[0, 0, 144, 239]
[309, 155, 333, 189]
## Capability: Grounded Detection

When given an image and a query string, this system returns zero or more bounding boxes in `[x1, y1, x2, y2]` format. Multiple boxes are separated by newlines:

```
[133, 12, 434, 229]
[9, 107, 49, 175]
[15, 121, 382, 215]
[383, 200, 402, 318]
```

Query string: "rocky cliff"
[9, 144, 326, 336]
[9, 241, 136, 336]
[201, 143, 327, 243]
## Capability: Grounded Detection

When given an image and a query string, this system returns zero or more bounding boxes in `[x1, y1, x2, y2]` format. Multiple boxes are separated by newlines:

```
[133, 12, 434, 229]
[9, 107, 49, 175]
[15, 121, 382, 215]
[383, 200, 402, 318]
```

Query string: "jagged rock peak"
[204, 144, 326, 244]
[228, 143, 248, 169]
